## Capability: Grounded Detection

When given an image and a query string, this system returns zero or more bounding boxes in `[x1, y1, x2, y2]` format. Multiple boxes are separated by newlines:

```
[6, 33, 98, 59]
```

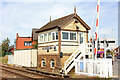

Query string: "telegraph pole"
[95, 0, 100, 59]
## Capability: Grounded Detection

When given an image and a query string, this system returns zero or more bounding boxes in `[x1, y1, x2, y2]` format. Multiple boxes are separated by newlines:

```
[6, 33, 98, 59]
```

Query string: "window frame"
[41, 59, 45, 67]
[61, 31, 69, 41]
[44, 33, 48, 42]
[50, 59, 55, 68]
[79, 32, 84, 44]
[61, 31, 77, 41]
[70, 32, 77, 41]
[48, 32, 51, 42]
[39, 31, 58, 43]
[56, 32, 58, 40]
[51, 31, 58, 41]
[51, 32, 56, 41]
[24, 41, 32, 46]
[39, 34, 44, 43]
[24, 42, 28, 46]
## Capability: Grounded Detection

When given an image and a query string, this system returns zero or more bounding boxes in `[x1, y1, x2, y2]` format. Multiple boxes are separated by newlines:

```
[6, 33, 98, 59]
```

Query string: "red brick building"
[15, 29, 38, 49]
[16, 34, 33, 49]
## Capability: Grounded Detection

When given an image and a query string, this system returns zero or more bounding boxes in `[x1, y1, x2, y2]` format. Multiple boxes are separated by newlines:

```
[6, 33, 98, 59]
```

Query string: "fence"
[8, 49, 37, 67]
[8, 55, 14, 64]
[75, 59, 112, 78]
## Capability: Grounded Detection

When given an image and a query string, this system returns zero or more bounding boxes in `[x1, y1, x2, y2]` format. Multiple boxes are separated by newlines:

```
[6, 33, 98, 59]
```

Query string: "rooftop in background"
[32, 28, 39, 41]
[114, 46, 120, 50]
[7, 45, 14, 52]
[15, 28, 38, 50]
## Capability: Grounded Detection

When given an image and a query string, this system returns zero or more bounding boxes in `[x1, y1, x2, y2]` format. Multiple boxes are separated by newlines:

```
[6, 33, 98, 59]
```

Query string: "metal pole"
[95, 0, 100, 60]
[92, 39, 94, 59]
[104, 39, 106, 59]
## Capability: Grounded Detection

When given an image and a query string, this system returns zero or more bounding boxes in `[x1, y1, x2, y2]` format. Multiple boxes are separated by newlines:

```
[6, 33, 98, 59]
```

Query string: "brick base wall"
[37, 54, 61, 72]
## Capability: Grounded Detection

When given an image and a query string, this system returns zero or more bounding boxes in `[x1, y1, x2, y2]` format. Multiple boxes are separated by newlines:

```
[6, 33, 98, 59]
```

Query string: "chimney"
[74, 6, 76, 14]
[16, 33, 19, 39]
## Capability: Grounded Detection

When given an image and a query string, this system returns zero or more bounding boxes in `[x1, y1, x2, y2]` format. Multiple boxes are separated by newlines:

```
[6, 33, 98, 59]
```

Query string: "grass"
[95, 76, 101, 79]
[0, 55, 8, 64]
[8, 64, 14, 66]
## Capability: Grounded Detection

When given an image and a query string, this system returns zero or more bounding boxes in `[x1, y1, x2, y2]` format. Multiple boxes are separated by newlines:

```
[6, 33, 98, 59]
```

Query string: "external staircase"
[64, 43, 86, 75]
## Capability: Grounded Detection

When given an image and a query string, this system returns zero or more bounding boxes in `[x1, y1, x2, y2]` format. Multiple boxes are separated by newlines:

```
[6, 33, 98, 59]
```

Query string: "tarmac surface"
[112, 58, 120, 78]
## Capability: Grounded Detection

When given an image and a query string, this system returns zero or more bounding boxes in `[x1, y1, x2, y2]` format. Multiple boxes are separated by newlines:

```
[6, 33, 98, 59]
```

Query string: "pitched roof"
[36, 13, 91, 33]
[7, 45, 14, 52]
[114, 46, 120, 50]
[32, 28, 39, 41]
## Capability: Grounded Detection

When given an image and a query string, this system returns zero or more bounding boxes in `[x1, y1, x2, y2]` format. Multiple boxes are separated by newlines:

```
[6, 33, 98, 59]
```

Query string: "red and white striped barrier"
[95, 0, 100, 59]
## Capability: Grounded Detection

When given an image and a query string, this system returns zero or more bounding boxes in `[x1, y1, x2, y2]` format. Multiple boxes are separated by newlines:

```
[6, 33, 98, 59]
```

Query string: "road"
[112, 59, 120, 78]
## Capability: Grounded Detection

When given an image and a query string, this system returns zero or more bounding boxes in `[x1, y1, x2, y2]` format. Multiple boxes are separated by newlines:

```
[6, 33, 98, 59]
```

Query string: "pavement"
[118, 59, 120, 78]
[112, 58, 120, 78]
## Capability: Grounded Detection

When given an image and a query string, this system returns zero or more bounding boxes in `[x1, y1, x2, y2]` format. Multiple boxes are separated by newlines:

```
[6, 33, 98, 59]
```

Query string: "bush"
[1, 55, 8, 64]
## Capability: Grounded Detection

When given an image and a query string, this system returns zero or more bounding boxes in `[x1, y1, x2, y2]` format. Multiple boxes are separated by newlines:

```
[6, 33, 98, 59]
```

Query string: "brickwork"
[37, 54, 61, 72]
[61, 55, 71, 67]
[15, 32, 38, 50]
[16, 37, 33, 49]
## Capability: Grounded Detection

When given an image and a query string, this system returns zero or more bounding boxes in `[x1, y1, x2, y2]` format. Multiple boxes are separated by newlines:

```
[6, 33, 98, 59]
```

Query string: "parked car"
[106, 55, 112, 58]
[116, 55, 120, 59]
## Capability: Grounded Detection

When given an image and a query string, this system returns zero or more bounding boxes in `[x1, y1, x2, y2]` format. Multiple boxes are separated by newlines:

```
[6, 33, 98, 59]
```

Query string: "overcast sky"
[0, 0, 119, 47]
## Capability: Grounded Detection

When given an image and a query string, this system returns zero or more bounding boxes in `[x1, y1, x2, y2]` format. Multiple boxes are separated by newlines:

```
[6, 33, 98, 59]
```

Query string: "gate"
[75, 59, 112, 78]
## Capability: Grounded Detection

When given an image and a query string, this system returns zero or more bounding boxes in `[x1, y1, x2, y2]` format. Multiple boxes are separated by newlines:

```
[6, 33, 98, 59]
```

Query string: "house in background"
[32, 28, 38, 44]
[114, 46, 120, 56]
[7, 28, 38, 67]
[36, 7, 91, 72]
[15, 28, 38, 50]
